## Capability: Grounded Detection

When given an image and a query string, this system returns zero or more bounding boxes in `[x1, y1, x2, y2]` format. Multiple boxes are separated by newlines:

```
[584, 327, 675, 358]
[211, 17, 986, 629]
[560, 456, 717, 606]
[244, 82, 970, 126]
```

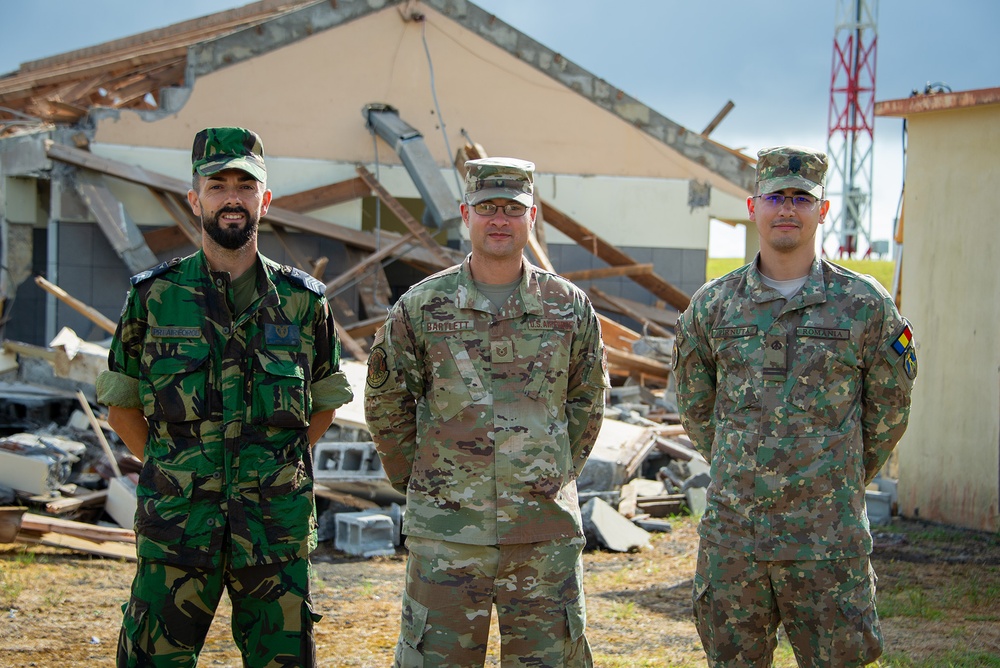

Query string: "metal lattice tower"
[823, 0, 878, 258]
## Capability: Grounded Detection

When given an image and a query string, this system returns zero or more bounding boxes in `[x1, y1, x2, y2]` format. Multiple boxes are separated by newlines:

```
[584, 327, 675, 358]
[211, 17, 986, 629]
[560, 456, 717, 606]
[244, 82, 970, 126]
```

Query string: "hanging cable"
[420, 17, 465, 196]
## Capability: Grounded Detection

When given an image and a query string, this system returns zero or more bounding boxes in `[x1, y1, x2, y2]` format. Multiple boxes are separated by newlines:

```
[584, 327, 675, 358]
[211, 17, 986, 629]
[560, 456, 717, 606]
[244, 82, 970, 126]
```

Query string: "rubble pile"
[0, 323, 709, 559]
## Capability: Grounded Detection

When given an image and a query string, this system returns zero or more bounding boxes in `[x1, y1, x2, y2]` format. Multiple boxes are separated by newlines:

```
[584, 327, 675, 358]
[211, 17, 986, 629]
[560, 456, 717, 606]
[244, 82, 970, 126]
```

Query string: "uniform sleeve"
[566, 299, 610, 475]
[363, 303, 423, 493]
[861, 303, 916, 484]
[674, 304, 717, 460]
[95, 287, 146, 408]
[309, 298, 353, 412]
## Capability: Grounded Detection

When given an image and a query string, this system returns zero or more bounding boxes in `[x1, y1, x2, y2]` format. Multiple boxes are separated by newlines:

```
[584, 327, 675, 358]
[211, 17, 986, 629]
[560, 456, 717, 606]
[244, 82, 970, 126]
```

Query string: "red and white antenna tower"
[823, 0, 878, 258]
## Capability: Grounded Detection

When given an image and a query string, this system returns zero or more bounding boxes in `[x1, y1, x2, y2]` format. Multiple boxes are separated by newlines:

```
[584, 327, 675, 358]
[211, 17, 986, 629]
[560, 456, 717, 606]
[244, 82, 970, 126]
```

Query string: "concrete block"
[105, 476, 137, 529]
[581, 496, 651, 552]
[685, 486, 708, 518]
[334, 511, 396, 557]
[865, 490, 892, 526]
[0, 449, 52, 494]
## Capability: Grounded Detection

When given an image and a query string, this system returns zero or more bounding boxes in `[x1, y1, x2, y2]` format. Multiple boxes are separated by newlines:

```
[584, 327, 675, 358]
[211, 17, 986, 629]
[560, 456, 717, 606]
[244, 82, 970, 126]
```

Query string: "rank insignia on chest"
[491, 338, 514, 364]
[265, 323, 301, 346]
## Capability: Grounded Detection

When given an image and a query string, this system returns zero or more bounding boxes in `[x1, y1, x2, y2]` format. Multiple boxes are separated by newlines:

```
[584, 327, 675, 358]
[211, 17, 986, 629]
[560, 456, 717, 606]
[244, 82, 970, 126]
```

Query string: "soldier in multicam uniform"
[674, 145, 917, 667]
[364, 157, 609, 667]
[96, 127, 353, 667]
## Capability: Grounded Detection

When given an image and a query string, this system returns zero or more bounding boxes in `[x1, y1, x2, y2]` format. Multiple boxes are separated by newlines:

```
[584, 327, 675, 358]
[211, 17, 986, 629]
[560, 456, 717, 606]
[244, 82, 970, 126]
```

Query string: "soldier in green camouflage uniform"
[96, 127, 353, 668]
[364, 157, 609, 667]
[674, 146, 917, 667]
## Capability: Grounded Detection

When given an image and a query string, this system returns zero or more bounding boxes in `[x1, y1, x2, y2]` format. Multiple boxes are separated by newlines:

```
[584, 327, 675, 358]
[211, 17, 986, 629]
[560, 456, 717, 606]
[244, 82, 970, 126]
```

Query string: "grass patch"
[878, 586, 944, 621]
[879, 651, 1000, 667]
[706, 258, 895, 292]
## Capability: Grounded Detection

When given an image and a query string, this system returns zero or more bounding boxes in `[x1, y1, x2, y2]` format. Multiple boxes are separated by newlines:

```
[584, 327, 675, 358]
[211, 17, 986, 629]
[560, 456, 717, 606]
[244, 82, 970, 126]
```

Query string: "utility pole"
[824, 0, 878, 258]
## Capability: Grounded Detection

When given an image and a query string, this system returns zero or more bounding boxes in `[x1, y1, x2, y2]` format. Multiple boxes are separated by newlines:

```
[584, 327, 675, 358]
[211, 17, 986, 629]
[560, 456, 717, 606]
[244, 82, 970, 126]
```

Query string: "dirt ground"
[1, 515, 998, 667]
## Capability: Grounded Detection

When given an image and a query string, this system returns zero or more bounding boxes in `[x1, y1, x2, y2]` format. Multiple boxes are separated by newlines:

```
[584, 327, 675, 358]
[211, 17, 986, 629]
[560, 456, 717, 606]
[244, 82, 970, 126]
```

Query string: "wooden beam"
[34, 275, 116, 335]
[149, 189, 200, 247]
[701, 100, 735, 137]
[271, 177, 371, 213]
[335, 320, 368, 361]
[355, 165, 455, 268]
[325, 232, 418, 298]
[589, 287, 676, 336]
[343, 315, 387, 340]
[561, 264, 654, 282]
[44, 142, 460, 271]
[268, 223, 313, 272]
[142, 225, 192, 255]
[539, 198, 690, 311]
[606, 346, 671, 381]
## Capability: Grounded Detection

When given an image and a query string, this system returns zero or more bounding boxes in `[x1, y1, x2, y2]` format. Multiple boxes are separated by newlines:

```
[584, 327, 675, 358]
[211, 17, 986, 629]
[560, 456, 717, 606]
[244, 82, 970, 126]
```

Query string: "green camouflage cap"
[464, 157, 534, 206]
[755, 145, 827, 198]
[191, 127, 266, 182]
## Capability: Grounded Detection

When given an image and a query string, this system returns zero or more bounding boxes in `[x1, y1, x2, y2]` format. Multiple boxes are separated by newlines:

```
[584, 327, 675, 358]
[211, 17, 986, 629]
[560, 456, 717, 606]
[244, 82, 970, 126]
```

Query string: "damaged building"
[0, 0, 771, 555]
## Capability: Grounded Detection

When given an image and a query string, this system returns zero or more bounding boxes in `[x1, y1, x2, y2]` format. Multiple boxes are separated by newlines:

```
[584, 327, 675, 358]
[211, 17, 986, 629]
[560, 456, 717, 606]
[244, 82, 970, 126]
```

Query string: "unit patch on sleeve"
[366, 346, 390, 389]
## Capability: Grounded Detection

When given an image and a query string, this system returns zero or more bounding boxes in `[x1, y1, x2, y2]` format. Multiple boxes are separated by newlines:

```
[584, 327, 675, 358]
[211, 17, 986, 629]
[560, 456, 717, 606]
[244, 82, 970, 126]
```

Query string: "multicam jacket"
[674, 256, 916, 560]
[97, 250, 352, 568]
[364, 257, 609, 545]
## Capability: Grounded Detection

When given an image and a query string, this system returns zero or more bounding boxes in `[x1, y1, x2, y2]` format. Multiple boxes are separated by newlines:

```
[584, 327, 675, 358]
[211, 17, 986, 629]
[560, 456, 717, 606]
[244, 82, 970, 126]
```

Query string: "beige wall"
[92, 6, 748, 230]
[897, 103, 1000, 532]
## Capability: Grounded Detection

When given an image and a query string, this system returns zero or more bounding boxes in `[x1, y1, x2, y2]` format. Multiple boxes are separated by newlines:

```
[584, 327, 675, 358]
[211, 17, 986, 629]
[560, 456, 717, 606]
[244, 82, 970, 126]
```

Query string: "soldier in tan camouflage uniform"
[96, 127, 353, 667]
[674, 146, 917, 667]
[364, 157, 609, 667]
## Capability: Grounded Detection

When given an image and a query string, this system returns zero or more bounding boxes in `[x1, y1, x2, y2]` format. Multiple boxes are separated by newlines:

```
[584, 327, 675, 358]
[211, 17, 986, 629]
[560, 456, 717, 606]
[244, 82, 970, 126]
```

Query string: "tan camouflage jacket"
[96, 250, 352, 568]
[364, 257, 609, 545]
[674, 257, 916, 560]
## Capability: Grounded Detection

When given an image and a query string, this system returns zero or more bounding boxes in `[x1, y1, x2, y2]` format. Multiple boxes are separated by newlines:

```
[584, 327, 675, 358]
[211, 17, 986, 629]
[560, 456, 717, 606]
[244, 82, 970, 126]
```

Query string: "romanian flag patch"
[891, 324, 912, 356]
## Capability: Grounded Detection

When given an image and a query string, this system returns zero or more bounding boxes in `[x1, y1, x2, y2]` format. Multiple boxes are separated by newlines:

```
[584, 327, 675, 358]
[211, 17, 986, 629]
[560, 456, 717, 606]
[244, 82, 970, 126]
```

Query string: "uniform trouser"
[393, 535, 592, 668]
[116, 556, 318, 668]
[692, 539, 883, 668]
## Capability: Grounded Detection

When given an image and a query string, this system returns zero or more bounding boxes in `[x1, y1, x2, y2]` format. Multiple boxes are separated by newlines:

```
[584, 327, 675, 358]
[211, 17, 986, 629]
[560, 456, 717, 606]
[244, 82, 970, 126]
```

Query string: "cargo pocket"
[140, 342, 210, 422]
[427, 337, 484, 422]
[253, 352, 309, 428]
[118, 598, 152, 666]
[834, 567, 883, 664]
[395, 590, 429, 667]
[563, 594, 593, 666]
[299, 599, 323, 668]
[691, 572, 716, 658]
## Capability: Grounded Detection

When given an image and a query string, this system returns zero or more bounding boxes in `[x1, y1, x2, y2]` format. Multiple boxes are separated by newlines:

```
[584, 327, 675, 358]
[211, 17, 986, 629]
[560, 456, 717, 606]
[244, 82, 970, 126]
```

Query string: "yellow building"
[876, 86, 1000, 532]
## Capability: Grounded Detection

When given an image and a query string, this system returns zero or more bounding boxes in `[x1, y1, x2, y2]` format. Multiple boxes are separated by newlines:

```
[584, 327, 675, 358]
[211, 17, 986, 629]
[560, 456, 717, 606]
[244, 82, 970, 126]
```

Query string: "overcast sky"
[2, 0, 997, 256]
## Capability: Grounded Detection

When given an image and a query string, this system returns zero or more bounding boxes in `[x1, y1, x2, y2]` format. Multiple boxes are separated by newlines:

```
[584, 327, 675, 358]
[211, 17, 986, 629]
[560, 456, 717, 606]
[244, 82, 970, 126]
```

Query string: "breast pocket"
[140, 341, 210, 422]
[714, 338, 759, 414]
[522, 329, 571, 419]
[252, 351, 309, 428]
[427, 336, 486, 422]
[786, 337, 860, 429]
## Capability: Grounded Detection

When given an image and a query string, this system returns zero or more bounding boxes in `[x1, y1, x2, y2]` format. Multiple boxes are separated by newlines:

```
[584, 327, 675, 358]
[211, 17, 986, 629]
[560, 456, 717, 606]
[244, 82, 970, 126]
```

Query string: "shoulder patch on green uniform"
[366, 346, 390, 388]
[885, 319, 917, 379]
[285, 266, 327, 296]
[130, 258, 181, 285]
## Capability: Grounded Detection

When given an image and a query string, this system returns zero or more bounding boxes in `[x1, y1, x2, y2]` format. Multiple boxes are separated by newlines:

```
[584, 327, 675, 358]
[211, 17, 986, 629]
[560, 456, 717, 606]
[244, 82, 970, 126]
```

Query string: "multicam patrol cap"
[464, 157, 534, 206]
[755, 145, 828, 198]
[191, 127, 267, 182]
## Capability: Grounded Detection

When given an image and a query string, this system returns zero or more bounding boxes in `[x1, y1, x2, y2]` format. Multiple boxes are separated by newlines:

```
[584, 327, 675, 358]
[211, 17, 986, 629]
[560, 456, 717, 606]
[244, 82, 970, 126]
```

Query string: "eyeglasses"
[756, 194, 821, 209]
[472, 202, 528, 217]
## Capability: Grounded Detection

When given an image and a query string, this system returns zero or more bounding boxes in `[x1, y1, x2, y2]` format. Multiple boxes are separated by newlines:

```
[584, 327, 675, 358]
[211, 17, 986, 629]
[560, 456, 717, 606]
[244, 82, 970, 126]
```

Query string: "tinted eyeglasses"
[756, 194, 821, 209]
[472, 202, 528, 217]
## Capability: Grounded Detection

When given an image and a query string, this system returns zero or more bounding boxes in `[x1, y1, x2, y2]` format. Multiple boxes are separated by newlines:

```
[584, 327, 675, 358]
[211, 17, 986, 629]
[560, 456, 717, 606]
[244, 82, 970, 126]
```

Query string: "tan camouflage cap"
[464, 157, 534, 206]
[192, 127, 267, 182]
[755, 146, 827, 198]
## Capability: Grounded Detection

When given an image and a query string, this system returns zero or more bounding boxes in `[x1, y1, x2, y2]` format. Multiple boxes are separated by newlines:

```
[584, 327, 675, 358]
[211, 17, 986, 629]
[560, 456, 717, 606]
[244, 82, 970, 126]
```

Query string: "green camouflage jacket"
[674, 257, 916, 560]
[97, 250, 352, 568]
[364, 257, 609, 545]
